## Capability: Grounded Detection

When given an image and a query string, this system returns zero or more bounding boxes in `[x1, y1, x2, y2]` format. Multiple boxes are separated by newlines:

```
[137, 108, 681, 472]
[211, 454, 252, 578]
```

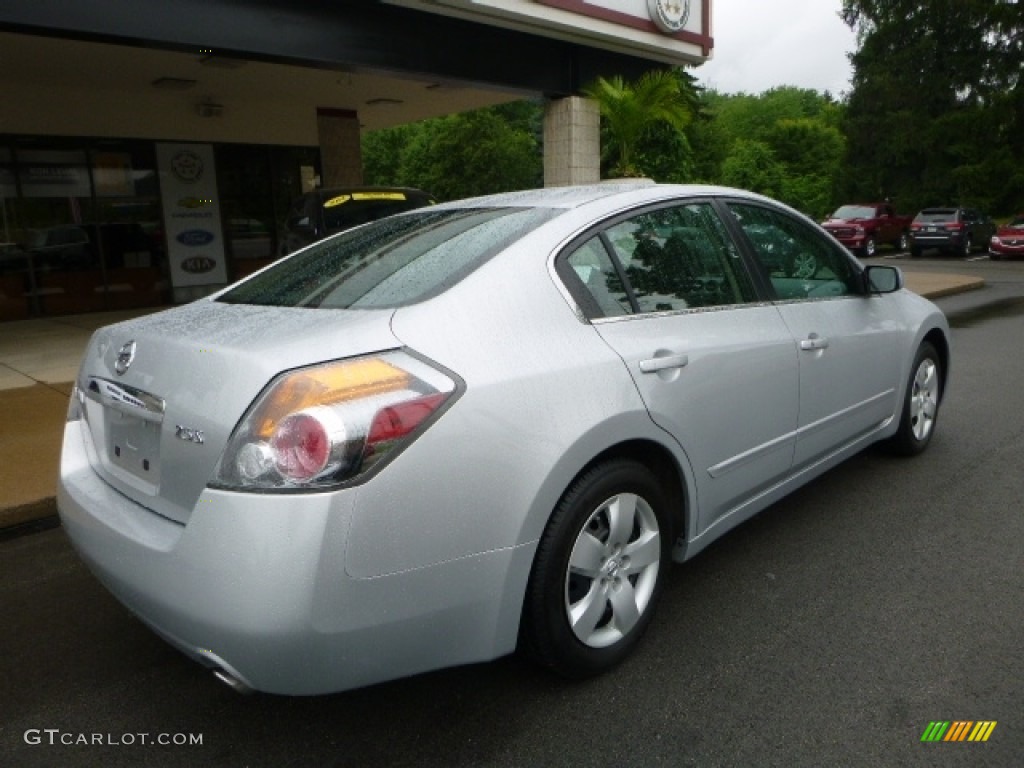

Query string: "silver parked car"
[58, 183, 949, 695]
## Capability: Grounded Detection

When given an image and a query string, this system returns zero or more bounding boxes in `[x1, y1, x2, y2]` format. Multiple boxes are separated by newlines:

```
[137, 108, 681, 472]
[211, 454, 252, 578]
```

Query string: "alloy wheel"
[564, 492, 661, 649]
[909, 358, 939, 442]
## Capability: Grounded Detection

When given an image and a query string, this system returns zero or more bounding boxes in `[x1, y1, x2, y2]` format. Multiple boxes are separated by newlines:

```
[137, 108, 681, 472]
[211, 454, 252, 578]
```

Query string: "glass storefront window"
[0, 137, 318, 319]
[216, 145, 277, 278]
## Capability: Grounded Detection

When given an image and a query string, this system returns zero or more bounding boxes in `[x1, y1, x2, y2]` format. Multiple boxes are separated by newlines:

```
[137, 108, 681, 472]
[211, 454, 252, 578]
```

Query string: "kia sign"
[180, 256, 218, 274]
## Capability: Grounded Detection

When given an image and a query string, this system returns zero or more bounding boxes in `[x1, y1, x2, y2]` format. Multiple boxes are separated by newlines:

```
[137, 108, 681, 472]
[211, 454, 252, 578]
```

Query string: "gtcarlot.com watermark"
[24, 729, 203, 747]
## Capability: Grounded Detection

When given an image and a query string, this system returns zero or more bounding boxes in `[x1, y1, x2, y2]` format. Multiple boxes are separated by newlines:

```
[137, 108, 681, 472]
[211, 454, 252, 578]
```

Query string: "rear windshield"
[832, 205, 876, 219]
[219, 207, 561, 309]
[915, 209, 957, 222]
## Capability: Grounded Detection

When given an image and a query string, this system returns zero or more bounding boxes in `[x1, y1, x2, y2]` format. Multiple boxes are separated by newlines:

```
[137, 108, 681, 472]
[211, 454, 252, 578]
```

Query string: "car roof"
[427, 181, 768, 212]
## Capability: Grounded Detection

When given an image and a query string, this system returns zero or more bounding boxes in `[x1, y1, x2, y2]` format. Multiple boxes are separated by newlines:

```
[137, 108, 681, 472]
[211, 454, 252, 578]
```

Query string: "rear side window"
[560, 201, 758, 318]
[219, 207, 560, 309]
[566, 239, 631, 318]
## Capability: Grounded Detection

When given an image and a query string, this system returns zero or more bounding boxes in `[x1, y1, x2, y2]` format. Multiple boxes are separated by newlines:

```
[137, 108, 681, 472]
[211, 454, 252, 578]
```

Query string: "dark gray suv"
[909, 207, 996, 257]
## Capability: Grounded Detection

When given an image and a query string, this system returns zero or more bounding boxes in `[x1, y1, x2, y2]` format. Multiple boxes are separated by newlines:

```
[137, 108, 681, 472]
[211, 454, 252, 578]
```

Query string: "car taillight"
[214, 351, 459, 491]
[945, 222, 964, 231]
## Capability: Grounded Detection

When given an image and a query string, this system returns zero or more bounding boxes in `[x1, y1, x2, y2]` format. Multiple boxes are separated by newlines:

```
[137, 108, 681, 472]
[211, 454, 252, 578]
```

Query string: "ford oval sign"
[176, 229, 216, 247]
[180, 256, 217, 274]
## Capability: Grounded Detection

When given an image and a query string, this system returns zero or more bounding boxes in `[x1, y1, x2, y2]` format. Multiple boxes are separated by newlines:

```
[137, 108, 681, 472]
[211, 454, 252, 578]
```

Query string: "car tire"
[989, 252, 1001, 261]
[521, 458, 671, 679]
[886, 341, 941, 456]
[960, 235, 973, 257]
[910, 246, 922, 258]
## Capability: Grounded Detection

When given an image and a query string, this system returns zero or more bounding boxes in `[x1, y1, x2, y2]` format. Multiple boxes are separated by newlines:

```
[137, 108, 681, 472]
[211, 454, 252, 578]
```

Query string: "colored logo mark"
[921, 721, 997, 742]
[180, 256, 217, 274]
[176, 229, 216, 246]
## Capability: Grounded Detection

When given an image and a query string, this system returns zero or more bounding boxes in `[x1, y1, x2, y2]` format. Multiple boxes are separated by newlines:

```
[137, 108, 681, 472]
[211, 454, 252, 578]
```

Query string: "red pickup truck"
[821, 203, 913, 257]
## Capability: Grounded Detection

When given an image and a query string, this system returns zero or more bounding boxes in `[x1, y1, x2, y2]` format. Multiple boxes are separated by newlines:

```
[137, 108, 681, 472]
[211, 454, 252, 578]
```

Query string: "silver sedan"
[58, 182, 949, 695]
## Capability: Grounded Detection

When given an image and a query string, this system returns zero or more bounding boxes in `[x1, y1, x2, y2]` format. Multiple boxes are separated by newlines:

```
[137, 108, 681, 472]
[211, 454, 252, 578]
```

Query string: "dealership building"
[0, 1, 712, 320]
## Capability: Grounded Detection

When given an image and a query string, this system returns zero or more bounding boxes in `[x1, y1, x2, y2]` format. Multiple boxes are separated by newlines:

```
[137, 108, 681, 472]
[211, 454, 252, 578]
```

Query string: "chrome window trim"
[589, 300, 776, 325]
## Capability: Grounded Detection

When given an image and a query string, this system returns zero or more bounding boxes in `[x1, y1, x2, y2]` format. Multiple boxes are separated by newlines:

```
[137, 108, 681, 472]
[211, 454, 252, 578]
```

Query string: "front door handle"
[799, 334, 829, 351]
[639, 354, 689, 373]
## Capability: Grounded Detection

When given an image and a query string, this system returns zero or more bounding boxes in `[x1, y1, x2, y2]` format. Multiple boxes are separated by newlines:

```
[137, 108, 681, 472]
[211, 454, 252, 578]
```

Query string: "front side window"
[728, 202, 860, 301]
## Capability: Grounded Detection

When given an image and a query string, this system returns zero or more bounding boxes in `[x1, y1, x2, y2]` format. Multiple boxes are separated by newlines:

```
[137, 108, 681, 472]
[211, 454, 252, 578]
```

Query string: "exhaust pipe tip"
[213, 667, 255, 695]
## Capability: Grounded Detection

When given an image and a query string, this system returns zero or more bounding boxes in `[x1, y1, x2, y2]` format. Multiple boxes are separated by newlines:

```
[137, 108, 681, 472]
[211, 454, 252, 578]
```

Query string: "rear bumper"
[911, 233, 966, 249]
[57, 420, 530, 695]
[989, 242, 1024, 258]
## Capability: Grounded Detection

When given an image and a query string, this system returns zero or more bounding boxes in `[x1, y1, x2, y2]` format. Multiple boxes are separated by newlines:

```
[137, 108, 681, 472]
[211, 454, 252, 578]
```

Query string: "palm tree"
[583, 69, 697, 178]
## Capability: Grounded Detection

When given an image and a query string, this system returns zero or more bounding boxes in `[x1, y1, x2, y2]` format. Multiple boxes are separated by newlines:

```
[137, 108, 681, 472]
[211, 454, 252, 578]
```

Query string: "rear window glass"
[832, 205, 876, 219]
[219, 207, 561, 309]
[915, 209, 957, 222]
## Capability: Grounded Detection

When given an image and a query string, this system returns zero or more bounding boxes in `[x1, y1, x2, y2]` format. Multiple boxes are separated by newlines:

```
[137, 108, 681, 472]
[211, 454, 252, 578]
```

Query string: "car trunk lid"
[74, 300, 399, 524]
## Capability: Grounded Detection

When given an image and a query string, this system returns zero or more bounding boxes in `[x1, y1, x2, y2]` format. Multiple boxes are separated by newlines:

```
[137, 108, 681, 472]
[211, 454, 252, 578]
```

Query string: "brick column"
[316, 108, 363, 187]
[543, 96, 600, 187]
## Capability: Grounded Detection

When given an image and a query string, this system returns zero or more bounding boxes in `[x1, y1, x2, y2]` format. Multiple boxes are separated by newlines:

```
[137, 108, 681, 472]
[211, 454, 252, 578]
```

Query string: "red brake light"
[367, 393, 447, 448]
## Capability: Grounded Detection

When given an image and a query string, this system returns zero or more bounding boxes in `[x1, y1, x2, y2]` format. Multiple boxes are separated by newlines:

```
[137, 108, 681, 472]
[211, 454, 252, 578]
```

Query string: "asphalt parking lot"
[1, 254, 1021, 767]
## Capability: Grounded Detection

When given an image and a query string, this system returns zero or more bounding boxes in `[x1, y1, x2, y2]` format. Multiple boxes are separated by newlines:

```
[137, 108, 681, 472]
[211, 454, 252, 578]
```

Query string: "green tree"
[584, 69, 697, 178]
[362, 105, 542, 199]
[768, 118, 845, 216]
[720, 140, 784, 199]
[361, 124, 416, 187]
[693, 87, 846, 215]
[840, 0, 1024, 213]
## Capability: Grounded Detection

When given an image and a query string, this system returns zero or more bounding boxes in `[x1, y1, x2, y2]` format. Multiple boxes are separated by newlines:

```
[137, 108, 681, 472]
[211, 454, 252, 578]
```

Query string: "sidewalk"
[0, 270, 985, 531]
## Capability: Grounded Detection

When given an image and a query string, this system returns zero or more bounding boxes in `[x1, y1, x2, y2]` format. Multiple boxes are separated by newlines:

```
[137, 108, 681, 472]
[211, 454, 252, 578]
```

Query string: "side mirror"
[864, 265, 903, 294]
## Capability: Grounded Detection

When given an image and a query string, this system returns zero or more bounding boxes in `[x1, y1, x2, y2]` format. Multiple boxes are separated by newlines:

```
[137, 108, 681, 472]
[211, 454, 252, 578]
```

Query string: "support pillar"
[316, 108, 363, 187]
[543, 96, 600, 187]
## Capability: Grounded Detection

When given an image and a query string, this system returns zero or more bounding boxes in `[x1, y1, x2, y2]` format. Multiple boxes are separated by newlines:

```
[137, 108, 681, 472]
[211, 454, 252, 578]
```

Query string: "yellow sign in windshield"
[323, 192, 407, 208]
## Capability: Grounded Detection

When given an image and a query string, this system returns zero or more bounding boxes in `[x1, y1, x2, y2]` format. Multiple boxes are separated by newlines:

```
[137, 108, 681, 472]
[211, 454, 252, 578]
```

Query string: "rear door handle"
[639, 354, 689, 373]
[799, 334, 829, 351]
